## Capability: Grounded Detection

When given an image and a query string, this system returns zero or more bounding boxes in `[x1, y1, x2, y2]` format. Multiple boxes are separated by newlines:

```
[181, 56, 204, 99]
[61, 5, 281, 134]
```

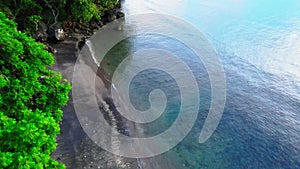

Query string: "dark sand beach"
[50, 35, 140, 169]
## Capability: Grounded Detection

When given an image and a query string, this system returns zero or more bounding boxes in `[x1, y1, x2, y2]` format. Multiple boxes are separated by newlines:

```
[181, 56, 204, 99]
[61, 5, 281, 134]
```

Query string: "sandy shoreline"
[50, 35, 140, 169]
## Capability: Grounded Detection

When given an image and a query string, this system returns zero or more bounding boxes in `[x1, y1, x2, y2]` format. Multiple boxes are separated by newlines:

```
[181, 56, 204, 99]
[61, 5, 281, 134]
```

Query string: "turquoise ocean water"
[96, 0, 300, 168]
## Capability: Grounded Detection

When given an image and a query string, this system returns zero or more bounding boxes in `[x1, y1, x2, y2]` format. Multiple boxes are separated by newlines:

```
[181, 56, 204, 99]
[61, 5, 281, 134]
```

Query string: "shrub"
[69, 0, 119, 22]
[0, 12, 71, 168]
[70, 0, 101, 22]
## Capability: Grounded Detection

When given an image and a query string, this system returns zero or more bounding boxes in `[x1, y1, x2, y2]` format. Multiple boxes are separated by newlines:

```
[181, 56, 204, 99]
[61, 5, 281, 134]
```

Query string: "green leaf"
[0, 12, 70, 168]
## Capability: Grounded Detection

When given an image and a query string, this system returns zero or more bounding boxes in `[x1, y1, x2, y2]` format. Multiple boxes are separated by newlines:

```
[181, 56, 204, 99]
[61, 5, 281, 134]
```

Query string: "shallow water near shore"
[65, 0, 300, 169]
[90, 0, 300, 168]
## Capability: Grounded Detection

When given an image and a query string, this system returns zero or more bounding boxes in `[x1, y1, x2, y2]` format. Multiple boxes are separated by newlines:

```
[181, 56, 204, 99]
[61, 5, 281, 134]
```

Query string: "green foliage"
[100, 0, 119, 9]
[0, 0, 42, 35]
[0, 12, 71, 168]
[24, 15, 42, 35]
[70, 0, 100, 22]
[0, 0, 120, 31]
[68, 0, 119, 22]
[0, 0, 42, 19]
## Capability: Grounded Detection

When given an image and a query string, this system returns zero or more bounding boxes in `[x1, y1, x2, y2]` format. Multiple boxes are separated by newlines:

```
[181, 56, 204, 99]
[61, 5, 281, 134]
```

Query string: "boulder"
[116, 11, 125, 19]
[47, 24, 65, 42]
[55, 28, 65, 41]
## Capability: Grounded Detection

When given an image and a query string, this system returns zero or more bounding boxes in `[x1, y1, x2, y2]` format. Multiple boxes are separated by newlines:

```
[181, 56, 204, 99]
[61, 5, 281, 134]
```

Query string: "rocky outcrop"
[31, 2, 125, 45]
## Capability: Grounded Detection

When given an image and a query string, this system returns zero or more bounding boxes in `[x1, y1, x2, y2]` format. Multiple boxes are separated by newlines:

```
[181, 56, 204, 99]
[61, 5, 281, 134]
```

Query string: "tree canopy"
[0, 0, 119, 33]
[0, 12, 71, 168]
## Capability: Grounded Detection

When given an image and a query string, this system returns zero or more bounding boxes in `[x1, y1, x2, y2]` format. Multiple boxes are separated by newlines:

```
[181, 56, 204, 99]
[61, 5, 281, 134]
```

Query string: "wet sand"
[50, 35, 139, 169]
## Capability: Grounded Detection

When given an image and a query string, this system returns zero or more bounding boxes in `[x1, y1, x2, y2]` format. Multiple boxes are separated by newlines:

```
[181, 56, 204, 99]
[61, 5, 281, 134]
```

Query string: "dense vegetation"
[0, 1, 119, 168]
[0, 12, 71, 168]
[0, 0, 119, 34]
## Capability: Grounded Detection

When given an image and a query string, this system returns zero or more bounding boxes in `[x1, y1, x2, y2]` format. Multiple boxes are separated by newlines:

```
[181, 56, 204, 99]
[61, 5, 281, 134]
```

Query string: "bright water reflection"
[97, 0, 300, 168]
